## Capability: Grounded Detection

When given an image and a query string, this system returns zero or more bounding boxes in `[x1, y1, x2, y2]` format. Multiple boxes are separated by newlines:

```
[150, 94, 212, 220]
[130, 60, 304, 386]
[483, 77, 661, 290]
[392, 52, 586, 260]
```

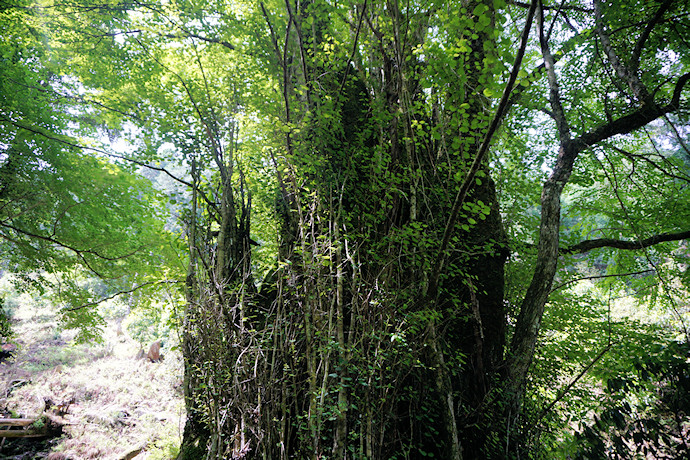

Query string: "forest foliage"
[1, 0, 689, 458]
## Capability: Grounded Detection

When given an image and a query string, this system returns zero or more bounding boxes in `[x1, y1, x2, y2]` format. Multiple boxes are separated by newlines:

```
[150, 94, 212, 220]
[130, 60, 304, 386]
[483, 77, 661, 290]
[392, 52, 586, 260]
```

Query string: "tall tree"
[0, 0, 172, 339]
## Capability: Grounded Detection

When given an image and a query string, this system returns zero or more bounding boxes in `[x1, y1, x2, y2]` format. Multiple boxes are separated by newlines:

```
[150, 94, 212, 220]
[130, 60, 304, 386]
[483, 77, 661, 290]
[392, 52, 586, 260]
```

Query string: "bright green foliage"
[2, 0, 690, 458]
[0, 0, 176, 341]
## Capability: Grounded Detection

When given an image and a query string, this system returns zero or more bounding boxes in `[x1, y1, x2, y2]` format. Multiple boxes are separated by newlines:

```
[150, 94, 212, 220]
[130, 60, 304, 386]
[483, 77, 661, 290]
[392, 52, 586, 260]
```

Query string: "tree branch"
[593, 0, 650, 102]
[0, 111, 195, 190]
[63, 279, 183, 311]
[537, 344, 612, 422]
[671, 72, 690, 108]
[573, 74, 689, 151]
[0, 221, 142, 262]
[550, 270, 656, 294]
[611, 144, 690, 184]
[509, 0, 591, 13]
[338, 0, 367, 96]
[162, 32, 235, 51]
[562, 230, 690, 255]
[259, 2, 284, 69]
[630, 0, 674, 75]
[428, 0, 538, 295]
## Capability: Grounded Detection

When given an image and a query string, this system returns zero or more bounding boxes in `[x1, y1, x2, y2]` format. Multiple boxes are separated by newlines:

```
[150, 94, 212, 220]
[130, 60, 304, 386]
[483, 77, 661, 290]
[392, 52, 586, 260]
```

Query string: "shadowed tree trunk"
[171, 0, 690, 457]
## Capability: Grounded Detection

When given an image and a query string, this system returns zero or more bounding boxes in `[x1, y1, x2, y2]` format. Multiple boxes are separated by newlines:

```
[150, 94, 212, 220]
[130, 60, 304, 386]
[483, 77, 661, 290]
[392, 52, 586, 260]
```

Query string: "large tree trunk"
[175, 0, 689, 457]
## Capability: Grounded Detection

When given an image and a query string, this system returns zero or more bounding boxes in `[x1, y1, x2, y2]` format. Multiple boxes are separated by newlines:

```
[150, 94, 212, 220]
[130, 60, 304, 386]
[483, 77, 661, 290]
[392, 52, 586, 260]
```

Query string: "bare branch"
[63, 279, 183, 311]
[550, 270, 656, 293]
[428, 0, 538, 296]
[562, 230, 690, 255]
[630, 0, 674, 75]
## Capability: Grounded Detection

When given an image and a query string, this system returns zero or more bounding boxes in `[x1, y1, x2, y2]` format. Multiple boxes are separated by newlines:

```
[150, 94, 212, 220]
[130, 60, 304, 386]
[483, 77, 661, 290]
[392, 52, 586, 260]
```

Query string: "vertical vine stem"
[428, 0, 538, 297]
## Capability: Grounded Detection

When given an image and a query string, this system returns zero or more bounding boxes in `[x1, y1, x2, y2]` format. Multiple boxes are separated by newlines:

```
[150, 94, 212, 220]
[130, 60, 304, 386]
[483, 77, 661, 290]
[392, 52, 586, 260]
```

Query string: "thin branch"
[0, 220, 142, 262]
[4, 77, 142, 122]
[63, 279, 183, 311]
[599, 151, 690, 341]
[510, 0, 591, 13]
[550, 270, 655, 294]
[162, 32, 235, 50]
[663, 113, 690, 160]
[630, 0, 673, 75]
[562, 230, 690, 255]
[611, 144, 690, 184]
[283, 0, 310, 107]
[338, 0, 368, 96]
[537, 344, 612, 422]
[428, 0, 538, 295]
[259, 2, 284, 68]
[0, 111, 195, 189]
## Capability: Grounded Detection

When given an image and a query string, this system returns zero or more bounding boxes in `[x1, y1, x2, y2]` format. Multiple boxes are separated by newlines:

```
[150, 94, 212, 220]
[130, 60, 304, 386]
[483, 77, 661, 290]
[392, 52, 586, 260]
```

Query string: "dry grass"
[0, 301, 184, 460]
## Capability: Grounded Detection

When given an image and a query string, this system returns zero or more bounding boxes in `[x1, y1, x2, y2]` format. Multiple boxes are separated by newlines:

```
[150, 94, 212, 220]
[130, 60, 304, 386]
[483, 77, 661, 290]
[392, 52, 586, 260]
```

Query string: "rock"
[147, 340, 162, 363]
[47, 453, 69, 460]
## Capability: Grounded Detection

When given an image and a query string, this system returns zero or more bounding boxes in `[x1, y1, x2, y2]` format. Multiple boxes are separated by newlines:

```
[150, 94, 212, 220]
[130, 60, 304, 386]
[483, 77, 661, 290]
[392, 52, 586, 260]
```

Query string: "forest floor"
[0, 301, 184, 460]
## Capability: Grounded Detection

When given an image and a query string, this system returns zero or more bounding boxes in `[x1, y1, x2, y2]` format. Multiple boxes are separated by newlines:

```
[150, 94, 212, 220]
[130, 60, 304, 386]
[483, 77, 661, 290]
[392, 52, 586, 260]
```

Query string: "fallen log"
[0, 418, 35, 427]
[0, 416, 63, 438]
[0, 430, 47, 438]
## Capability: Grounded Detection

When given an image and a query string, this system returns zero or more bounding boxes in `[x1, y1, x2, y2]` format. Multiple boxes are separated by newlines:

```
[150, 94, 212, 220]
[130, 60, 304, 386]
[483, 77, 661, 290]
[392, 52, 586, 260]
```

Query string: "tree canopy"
[0, 0, 179, 339]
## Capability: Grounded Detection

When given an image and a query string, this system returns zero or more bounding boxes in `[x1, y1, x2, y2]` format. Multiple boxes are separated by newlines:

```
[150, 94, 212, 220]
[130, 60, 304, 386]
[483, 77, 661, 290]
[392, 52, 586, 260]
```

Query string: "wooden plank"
[0, 418, 48, 438]
[0, 430, 46, 438]
[0, 418, 36, 427]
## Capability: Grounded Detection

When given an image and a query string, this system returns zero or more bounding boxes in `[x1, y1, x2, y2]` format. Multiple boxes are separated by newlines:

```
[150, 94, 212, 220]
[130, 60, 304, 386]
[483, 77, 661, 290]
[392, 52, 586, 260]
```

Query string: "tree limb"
[0, 220, 142, 262]
[537, 344, 612, 422]
[611, 144, 690, 184]
[63, 279, 183, 311]
[162, 32, 235, 50]
[0, 111, 194, 190]
[574, 71, 690, 151]
[428, 0, 538, 295]
[630, 0, 674, 75]
[593, 0, 650, 102]
[509, 0, 591, 13]
[259, 2, 284, 69]
[550, 270, 656, 294]
[562, 230, 690, 255]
